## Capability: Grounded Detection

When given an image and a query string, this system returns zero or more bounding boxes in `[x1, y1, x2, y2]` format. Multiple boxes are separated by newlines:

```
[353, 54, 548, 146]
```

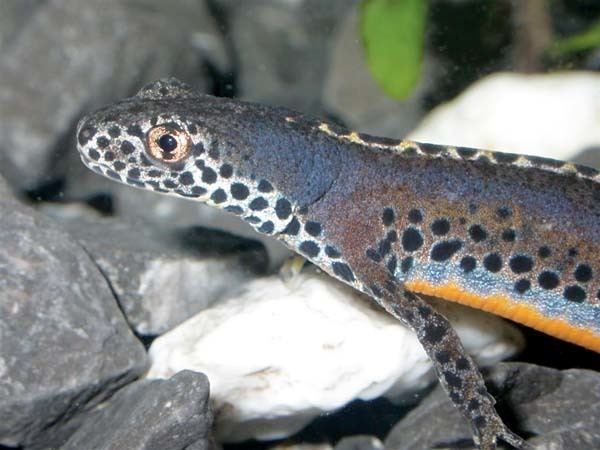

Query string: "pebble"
[147, 269, 523, 443]
[61, 370, 213, 450]
[409, 72, 600, 161]
[62, 215, 268, 335]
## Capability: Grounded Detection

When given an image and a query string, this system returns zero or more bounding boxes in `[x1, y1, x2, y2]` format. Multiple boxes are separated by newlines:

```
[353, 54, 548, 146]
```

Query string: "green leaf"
[549, 19, 600, 57]
[360, 0, 427, 100]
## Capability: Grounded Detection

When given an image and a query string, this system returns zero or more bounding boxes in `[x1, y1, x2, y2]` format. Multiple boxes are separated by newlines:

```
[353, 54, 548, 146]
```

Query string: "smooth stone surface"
[60, 370, 214, 450]
[0, 176, 148, 447]
[385, 362, 600, 450]
[0, 0, 219, 189]
[147, 270, 523, 443]
[64, 215, 268, 335]
[408, 72, 600, 161]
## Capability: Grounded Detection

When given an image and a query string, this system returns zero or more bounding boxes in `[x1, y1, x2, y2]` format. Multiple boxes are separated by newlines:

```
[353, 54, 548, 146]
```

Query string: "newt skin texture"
[77, 78, 600, 449]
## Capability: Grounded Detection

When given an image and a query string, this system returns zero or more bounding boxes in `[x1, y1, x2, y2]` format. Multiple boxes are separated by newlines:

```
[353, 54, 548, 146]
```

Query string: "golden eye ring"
[146, 125, 191, 162]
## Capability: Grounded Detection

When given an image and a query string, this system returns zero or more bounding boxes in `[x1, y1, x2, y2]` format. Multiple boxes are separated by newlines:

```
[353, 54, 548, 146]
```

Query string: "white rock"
[408, 72, 600, 160]
[147, 271, 523, 443]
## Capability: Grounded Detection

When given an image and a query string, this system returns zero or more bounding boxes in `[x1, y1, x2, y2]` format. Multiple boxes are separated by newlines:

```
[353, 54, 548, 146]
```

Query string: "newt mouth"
[78, 153, 104, 175]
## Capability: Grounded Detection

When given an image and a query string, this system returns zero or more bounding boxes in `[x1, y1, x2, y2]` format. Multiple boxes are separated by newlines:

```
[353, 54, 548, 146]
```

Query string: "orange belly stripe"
[405, 279, 600, 353]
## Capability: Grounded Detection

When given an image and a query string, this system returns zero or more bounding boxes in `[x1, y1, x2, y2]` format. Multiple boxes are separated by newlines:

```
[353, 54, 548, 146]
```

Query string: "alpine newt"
[76, 78, 600, 449]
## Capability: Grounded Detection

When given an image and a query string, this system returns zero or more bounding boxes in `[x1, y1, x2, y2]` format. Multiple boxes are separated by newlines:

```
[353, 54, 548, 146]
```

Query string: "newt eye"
[147, 125, 191, 162]
[158, 134, 177, 153]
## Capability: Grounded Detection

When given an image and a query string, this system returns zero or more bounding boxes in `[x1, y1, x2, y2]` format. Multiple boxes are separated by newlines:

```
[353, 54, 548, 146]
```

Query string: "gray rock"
[62, 215, 268, 335]
[213, 0, 350, 113]
[0, 0, 223, 189]
[60, 370, 213, 450]
[0, 176, 148, 447]
[334, 435, 383, 450]
[385, 362, 600, 450]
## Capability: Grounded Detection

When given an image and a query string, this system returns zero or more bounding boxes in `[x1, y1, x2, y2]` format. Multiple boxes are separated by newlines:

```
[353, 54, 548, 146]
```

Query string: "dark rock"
[0, 0, 223, 189]
[385, 362, 600, 450]
[0, 176, 148, 447]
[334, 435, 383, 450]
[62, 215, 269, 335]
[60, 371, 213, 450]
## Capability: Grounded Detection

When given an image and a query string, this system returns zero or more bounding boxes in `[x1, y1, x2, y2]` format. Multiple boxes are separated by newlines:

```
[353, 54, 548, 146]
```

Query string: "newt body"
[77, 78, 600, 449]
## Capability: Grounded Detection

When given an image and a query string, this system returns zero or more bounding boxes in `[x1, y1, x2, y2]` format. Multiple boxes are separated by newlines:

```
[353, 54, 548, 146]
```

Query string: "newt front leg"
[379, 285, 528, 449]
